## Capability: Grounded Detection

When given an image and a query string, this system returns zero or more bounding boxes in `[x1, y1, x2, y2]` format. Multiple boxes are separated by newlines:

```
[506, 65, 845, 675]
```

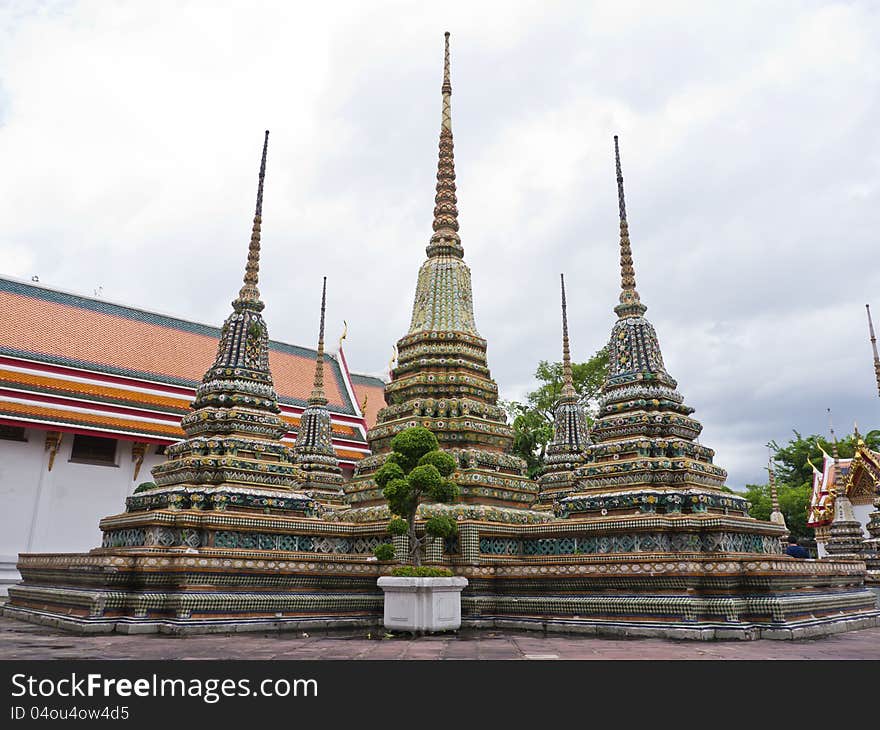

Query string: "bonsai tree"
[373, 426, 459, 567]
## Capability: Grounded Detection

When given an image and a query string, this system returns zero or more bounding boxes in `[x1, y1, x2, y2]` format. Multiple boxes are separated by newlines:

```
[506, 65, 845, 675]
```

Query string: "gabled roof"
[0, 275, 357, 414]
[0, 275, 382, 463]
[807, 445, 878, 527]
[349, 372, 386, 433]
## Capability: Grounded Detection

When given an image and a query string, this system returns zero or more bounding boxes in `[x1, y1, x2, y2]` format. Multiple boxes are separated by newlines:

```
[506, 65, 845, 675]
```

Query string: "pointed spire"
[238, 130, 270, 303]
[766, 453, 788, 537]
[560, 274, 577, 401]
[828, 408, 840, 463]
[442, 31, 452, 132]
[767, 457, 780, 515]
[309, 277, 328, 406]
[613, 135, 646, 318]
[427, 32, 463, 259]
[867, 304, 880, 397]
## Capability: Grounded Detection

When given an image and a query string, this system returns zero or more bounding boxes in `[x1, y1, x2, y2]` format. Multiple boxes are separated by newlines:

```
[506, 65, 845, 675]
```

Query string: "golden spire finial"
[309, 277, 328, 405]
[854, 420, 864, 446]
[613, 135, 645, 318]
[560, 274, 576, 401]
[427, 32, 462, 258]
[239, 130, 269, 302]
[867, 304, 880, 397]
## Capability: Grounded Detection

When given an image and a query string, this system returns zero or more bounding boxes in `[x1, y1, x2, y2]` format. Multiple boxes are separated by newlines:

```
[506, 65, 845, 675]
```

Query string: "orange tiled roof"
[0, 276, 374, 460]
[351, 373, 385, 430]
[0, 276, 355, 413]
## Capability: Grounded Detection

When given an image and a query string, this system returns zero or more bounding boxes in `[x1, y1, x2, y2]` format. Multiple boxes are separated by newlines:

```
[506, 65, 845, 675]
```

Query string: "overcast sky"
[1, 1, 878, 489]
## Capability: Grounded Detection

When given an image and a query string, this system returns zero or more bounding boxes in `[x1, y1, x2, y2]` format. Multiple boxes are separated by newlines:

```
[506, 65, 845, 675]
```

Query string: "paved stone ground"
[1, 616, 879, 659]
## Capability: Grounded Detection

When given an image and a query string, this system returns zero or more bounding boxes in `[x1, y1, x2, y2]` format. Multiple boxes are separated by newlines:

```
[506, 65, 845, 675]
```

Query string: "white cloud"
[1, 0, 878, 488]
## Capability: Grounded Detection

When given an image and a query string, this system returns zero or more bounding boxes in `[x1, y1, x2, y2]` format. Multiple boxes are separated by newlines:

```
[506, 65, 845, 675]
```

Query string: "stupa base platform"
[6, 545, 879, 640]
[461, 613, 880, 641]
[1, 605, 379, 636]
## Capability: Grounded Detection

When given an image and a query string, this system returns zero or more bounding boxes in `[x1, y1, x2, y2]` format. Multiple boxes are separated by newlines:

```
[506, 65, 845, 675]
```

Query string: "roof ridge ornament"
[427, 32, 463, 259]
[238, 130, 270, 304]
[613, 135, 647, 319]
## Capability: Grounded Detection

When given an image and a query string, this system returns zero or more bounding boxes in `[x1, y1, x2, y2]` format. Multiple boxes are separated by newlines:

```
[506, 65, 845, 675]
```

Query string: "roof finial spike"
[239, 130, 270, 302]
[442, 31, 452, 121]
[827, 407, 840, 463]
[867, 304, 880, 397]
[427, 32, 462, 259]
[560, 274, 576, 400]
[309, 276, 328, 405]
[614, 135, 626, 223]
[612, 135, 645, 318]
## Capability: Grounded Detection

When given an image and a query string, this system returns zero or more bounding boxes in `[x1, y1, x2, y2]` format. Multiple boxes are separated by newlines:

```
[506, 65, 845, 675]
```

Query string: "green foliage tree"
[502, 347, 609, 477]
[741, 481, 813, 542]
[743, 428, 879, 542]
[373, 426, 459, 567]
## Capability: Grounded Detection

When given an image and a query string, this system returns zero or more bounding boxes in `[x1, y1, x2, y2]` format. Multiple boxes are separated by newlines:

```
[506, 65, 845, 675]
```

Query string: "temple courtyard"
[1, 615, 878, 660]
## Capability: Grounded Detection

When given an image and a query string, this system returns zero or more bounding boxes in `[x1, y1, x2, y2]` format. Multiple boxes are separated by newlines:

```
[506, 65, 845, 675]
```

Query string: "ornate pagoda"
[536, 274, 591, 507]
[292, 278, 347, 506]
[343, 32, 545, 522]
[560, 137, 733, 519]
[146, 130, 317, 517]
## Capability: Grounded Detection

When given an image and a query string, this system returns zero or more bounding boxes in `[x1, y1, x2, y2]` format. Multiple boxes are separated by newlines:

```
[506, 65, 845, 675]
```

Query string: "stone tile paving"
[1, 616, 879, 660]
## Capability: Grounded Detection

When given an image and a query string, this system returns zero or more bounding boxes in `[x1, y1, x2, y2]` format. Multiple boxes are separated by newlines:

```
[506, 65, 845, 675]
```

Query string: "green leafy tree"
[743, 428, 879, 541]
[502, 347, 609, 477]
[742, 481, 812, 542]
[373, 426, 459, 566]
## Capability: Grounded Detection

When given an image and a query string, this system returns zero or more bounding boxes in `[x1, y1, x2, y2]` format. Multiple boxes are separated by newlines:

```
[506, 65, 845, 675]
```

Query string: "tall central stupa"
[344, 33, 543, 518]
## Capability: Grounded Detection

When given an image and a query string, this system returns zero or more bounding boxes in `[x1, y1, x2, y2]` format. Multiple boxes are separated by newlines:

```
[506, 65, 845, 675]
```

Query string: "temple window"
[0, 425, 27, 441]
[70, 434, 118, 466]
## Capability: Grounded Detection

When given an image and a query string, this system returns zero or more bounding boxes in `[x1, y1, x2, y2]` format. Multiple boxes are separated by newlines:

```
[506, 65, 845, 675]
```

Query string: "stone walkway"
[1, 616, 879, 659]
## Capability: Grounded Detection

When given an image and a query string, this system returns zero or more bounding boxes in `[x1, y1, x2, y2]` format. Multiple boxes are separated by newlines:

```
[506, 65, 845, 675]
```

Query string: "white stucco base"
[377, 576, 468, 633]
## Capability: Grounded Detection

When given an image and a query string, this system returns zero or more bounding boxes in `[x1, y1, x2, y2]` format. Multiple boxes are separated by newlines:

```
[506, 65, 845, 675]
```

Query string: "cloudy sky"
[1, 1, 878, 488]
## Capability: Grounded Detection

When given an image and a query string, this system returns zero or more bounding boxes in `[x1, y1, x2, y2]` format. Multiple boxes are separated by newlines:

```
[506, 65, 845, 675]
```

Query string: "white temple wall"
[0, 428, 166, 596]
[854, 503, 873, 534]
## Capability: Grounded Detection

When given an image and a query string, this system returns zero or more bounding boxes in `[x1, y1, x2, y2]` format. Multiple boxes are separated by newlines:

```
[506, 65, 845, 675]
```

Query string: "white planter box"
[377, 576, 468, 632]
